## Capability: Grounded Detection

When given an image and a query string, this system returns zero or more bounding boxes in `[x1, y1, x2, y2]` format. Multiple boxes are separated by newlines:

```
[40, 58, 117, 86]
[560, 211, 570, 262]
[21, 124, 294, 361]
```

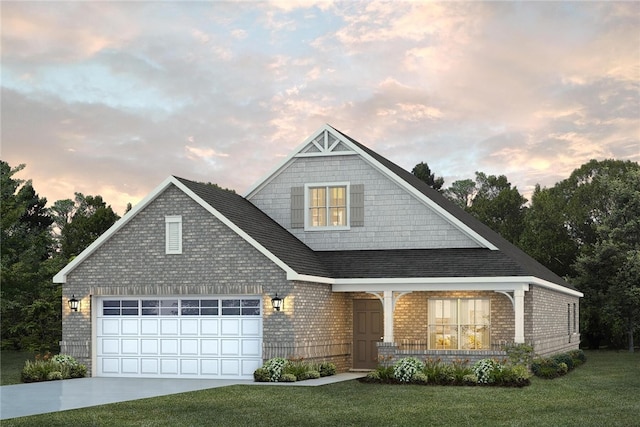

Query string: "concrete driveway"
[0, 373, 365, 420]
[0, 377, 251, 420]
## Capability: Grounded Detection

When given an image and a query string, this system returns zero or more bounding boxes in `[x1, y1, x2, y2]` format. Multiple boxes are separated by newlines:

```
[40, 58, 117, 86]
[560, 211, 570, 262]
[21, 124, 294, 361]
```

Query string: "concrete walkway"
[0, 373, 365, 420]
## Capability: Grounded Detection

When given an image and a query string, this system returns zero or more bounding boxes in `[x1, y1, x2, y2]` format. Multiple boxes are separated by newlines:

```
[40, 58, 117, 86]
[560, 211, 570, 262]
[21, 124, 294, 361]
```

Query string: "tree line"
[1, 159, 638, 352]
[413, 160, 639, 352]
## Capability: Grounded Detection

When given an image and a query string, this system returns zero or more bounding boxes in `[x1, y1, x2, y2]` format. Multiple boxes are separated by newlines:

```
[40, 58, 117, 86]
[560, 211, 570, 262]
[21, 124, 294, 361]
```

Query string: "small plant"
[253, 367, 271, 382]
[393, 357, 424, 383]
[263, 357, 288, 382]
[411, 372, 429, 384]
[422, 357, 444, 384]
[280, 373, 297, 382]
[318, 362, 336, 377]
[462, 374, 478, 385]
[498, 364, 531, 387]
[451, 358, 472, 384]
[284, 356, 311, 381]
[472, 359, 503, 384]
[531, 357, 563, 379]
[21, 353, 87, 383]
[301, 370, 321, 380]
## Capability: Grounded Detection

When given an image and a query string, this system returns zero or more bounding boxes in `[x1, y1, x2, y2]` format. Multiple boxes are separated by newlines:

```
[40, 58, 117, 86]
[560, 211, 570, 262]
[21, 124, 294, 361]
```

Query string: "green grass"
[0, 351, 35, 385]
[2, 351, 639, 426]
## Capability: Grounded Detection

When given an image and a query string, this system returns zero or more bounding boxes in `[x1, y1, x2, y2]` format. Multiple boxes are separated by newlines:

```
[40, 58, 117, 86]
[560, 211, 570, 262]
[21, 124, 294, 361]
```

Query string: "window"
[428, 298, 490, 350]
[102, 298, 260, 317]
[305, 183, 349, 229]
[165, 216, 182, 254]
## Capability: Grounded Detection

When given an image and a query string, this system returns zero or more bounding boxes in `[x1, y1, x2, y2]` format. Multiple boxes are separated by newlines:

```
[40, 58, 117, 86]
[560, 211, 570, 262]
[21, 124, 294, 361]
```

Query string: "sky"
[2, 1, 639, 215]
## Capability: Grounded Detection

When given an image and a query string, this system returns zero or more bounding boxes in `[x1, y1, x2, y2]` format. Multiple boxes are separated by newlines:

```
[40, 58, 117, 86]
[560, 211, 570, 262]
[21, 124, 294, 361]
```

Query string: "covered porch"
[334, 279, 531, 367]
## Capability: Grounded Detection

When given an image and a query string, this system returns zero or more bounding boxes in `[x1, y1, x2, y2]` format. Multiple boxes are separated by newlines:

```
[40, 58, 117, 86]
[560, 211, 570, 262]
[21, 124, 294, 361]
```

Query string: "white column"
[514, 289, 525, 343]
[383, 290, 394, 343]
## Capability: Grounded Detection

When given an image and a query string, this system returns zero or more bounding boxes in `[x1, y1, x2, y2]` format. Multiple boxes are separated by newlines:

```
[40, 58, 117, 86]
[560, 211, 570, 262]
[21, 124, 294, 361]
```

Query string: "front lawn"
[2, 351, 639, 426]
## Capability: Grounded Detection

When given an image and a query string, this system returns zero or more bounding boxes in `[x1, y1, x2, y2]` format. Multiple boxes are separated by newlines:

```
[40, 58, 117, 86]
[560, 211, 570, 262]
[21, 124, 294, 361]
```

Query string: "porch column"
[514, 289, 525, 343]
[383, 290, 394, 342]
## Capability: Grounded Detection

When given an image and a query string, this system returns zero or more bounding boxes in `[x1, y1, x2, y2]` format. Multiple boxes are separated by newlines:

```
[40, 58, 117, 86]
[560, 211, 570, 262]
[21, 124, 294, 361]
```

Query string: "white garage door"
[96, 297, 262, 379]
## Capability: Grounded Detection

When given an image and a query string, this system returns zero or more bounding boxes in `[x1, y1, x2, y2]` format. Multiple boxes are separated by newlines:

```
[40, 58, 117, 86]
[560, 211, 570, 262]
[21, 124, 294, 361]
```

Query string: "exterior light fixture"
[68, 295, 79, 312]
[271, 293, 283, 312]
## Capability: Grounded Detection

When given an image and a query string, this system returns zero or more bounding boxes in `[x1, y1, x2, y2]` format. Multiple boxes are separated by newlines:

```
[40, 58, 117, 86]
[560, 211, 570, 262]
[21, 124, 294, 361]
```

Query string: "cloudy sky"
[2, 1, 638, 215]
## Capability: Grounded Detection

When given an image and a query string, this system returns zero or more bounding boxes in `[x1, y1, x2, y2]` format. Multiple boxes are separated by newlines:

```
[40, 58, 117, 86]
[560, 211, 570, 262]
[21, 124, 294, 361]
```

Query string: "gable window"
[428, 298, 490, 350]
[165, 215, 182, 254]
[305, 183, 349, 230]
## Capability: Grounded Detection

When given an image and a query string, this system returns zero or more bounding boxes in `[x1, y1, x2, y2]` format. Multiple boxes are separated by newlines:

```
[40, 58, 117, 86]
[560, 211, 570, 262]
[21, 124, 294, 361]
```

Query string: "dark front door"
[353, 299, 383, 369]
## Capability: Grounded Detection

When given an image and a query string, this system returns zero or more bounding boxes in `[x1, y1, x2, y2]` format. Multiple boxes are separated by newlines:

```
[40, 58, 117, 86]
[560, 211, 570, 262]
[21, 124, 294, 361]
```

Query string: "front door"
[353, 299, 383, 369]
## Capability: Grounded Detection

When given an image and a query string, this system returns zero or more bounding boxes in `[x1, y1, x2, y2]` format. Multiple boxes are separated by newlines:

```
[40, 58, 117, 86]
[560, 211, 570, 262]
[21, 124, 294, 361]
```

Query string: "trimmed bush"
[318, 362, 336, 377]
[280, 373, 297, 382]
[263, 357, 288, 382]
[531, 358, 563, 379]
[253, 367, 271, 382]
[472, 359, 503, 384]
[393, 357, 424, 383]
[301, 370, 321, 380]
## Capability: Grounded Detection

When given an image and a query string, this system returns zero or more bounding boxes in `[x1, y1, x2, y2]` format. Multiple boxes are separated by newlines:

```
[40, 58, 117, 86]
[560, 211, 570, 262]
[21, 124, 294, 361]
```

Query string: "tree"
[0, 161, 58, 351]
[412, 162, 444, 191]
[573, 168, 640, 351]
[444, 179, 476, 209]
[60, 193, 120, 259]
[467, 172, 528, 244]
[519, 185, 578, 278]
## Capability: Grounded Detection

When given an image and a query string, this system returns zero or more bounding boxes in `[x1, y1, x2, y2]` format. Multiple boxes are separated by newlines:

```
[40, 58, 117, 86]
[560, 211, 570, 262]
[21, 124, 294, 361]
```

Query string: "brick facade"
[62, 185, 288, 374]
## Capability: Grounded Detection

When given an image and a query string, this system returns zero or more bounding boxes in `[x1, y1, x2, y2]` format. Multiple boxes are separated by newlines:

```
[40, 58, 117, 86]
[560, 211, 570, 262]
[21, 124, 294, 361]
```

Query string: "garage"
[96, 296, 263, 379]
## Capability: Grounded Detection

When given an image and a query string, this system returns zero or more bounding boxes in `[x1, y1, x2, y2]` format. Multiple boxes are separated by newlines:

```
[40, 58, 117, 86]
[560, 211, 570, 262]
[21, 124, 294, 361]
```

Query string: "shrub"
[253, 367, 271, 382]
[21, 354, 87, 383]
[504, 343, 535, 367]
[280, 373, 297, 382]
[552, 353, 574, 371]
[373, 365, 395, 381]
[499, 364, 531, 387]
[531, 357, 563, 379]
[284, 357, 311, 381]
[47, 371, 63, 381]
[472, 359, 503, 384]
[393, 357, 424, 383]
[318, 362, 336, 377]
[462, 374, 478, 385]
[411, 372, 429, 384]
[451, 359, 472, 384]
[263, 357, 288, 382]
[365, 370, 381, 381]
[422, 358, 444, 384]
[568, 349, 586, 364]
[301, 370, 321, 380]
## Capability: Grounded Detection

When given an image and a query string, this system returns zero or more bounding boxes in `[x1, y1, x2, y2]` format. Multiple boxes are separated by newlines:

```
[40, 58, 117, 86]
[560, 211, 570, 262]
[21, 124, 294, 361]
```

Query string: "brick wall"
[527, 285, 581, 356]
[62, 185, 288, 374]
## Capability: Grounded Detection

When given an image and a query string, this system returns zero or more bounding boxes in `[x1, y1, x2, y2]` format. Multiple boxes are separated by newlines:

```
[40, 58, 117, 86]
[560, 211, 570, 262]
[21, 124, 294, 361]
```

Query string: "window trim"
[165, 215, 182, 254]
[304, 182, 350, 231]
[428, 298, 491, 350]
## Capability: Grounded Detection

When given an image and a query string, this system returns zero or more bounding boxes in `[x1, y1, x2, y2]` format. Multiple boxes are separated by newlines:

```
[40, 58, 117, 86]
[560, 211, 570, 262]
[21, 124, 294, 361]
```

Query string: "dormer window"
[305, 183, 349, 230]
[291, 183, 364, 230]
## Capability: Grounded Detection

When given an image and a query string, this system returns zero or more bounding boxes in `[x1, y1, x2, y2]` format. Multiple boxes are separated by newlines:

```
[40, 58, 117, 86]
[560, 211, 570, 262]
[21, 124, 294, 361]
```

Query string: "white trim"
[54, 176, 297, 283]
[54, 176, 177, 283]
[304, 181, 350, 231]
[165, 215, 182, 254]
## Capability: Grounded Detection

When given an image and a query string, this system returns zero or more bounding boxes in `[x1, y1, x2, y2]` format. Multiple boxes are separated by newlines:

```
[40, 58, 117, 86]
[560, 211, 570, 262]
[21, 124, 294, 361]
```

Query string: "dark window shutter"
[291, 187, 305, 228]
[350, 184, 364, 227]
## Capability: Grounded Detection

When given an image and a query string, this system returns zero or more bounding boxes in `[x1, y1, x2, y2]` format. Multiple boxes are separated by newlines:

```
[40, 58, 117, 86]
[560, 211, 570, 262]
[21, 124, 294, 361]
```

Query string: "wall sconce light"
[68, 295, 79, 312]
[271, 293, 283, 312]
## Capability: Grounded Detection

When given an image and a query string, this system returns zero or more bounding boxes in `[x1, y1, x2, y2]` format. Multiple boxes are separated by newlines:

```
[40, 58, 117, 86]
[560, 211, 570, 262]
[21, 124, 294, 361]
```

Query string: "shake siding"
[61, 185, 288, 374]
[248, 155, 480, 250]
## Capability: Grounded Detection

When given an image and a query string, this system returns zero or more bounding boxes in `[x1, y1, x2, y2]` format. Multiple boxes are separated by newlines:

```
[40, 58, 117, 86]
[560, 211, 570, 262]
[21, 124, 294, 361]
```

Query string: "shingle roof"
[329, 125, 576, 289]
[174, 127, 575, 291]
[174, 177, 330, 277]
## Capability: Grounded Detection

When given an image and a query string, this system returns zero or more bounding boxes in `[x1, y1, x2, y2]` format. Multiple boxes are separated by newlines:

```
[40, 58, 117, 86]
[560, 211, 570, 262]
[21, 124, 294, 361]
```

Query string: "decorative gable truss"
[297, 129, 355, 156]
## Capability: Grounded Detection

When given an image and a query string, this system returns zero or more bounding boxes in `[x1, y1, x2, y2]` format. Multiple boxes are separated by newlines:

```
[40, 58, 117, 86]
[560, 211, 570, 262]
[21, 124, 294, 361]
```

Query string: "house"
[54, 124, 583, 379]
